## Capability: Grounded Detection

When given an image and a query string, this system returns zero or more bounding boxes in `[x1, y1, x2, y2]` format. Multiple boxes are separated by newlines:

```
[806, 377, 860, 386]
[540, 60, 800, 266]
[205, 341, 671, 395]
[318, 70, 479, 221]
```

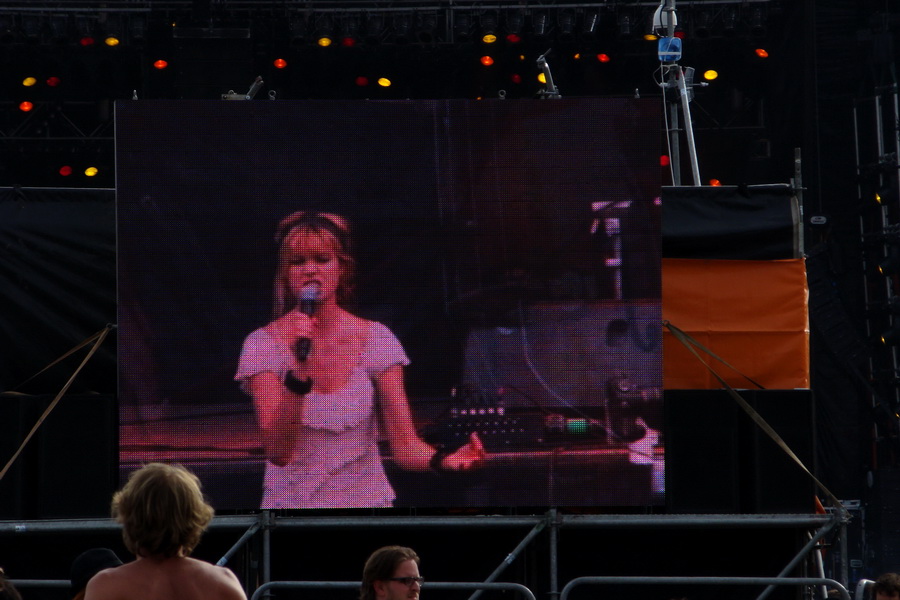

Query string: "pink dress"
[235, 321, 409, 508]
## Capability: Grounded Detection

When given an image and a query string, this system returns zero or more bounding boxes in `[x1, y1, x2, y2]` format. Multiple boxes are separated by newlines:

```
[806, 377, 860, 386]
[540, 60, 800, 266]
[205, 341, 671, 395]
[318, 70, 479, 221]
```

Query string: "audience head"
[113, 462, 214, 558]
[70, 547, 123, 599]
[874, 573, 900, 600]
[361, 546, 421, 600]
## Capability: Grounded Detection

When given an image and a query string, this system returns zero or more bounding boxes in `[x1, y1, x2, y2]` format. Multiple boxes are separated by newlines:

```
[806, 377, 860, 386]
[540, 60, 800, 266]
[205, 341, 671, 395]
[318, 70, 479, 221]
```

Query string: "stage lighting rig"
[653, 0, 702, 186]
[221, 75, 264, 100]
[536, 49, 561, 99]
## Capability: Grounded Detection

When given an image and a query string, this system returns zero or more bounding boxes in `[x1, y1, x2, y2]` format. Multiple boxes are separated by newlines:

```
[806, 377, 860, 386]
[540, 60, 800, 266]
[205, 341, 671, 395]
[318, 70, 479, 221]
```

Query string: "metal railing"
[560, 576, 851, 600]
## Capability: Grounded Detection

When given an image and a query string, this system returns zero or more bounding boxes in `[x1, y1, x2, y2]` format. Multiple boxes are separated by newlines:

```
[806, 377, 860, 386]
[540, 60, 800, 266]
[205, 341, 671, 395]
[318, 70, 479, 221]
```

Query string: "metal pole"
[675, 65, 702, 185]
[216, 520, 261, 567]
[549, 509, 559, 600]
[467, 518, 547, 600]
[755, 520, 840, 600]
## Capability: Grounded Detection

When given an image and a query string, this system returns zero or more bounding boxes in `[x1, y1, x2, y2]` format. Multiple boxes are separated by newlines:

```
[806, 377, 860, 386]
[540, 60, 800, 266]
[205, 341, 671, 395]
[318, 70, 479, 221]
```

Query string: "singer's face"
[286, 233, 344, 302]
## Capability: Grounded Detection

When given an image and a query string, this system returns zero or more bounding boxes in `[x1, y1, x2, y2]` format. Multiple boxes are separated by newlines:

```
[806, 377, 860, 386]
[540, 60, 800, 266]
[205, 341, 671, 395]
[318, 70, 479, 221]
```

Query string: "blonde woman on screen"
[235, 211, 485, 508]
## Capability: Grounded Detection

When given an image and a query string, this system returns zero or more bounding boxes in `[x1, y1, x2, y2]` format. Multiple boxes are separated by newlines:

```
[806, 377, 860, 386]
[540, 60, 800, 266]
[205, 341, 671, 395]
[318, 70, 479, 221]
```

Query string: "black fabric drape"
[0, 187, 116, 394]
[662, 184, 798, 260]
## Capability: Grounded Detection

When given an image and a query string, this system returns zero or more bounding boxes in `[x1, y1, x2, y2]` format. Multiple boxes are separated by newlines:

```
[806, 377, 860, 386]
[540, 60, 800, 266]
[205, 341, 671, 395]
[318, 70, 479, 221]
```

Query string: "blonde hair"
[113, 463, 214, 558]
[273, 211, 355, 316]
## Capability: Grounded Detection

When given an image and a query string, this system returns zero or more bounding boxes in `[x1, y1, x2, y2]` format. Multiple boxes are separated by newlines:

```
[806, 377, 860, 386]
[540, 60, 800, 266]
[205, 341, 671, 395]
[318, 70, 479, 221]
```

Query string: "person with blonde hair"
[236, 211, 485, 509]
[84, 463, 246, 600]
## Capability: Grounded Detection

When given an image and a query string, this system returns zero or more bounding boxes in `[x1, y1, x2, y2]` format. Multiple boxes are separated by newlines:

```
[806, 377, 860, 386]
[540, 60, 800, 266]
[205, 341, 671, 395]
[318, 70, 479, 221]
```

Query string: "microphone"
[293, 282, 321, 362]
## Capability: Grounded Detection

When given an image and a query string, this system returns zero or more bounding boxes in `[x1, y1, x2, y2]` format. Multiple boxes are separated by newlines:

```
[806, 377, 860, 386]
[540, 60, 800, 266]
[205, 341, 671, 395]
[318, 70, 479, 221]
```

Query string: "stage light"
[480, 55, 495, 66]
[273, 58, 288, 69]
[289, 15, 308, 46]
[77, 17, 95, 46]
[22, 15, 41, 42]
[723, 8, 738, 36]
[618, 13, 632, 37]
[660, 155, 670, 167]
[537, 72, 547, 84]
[504, 9, 524, 43]
[692, 11, 711, 39]
[416, 13, 437, 44]
[22, 77, 37, 87]
[597, 53, 611, 63]
[582, 11, 598, 38]
[46, 76, 61, 87]
[876, 183, 896, 205]
[880, 322, 900, 346]
[510, 73, 522, 84]
[364, 13, 386, 45]
[314, 15, 334, 47]
[0, 15, 14, 43]
[129, 15, 148, 44]
[749, 7, 766, 38]
[644, 33, 659, 42]
[480, 11, 498, 44]
[393, 13, 412, 44]
[103, 14, 122, 46]
[377, 77, 391, 87]
[85, 167, 99, 177]
[709, 178, 722, 186]
[45, 16, 68, 44]
[557, 9, 576, 41]
[19, 101, 34, 112]
[755, 48, 769, 58]
[355, 76, 369, 86]
[454, 13, 472, 41]
[339, 15, 360, 47]
[703, 69, 718, 81]
[532, 12, 549, 38]
[59, 165, 73, 177]
[153, 59, 169, 70]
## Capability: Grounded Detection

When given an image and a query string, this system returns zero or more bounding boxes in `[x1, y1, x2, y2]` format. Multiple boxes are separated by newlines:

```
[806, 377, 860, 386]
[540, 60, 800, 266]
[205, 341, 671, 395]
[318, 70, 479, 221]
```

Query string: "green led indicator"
[566, 418, 589, 434]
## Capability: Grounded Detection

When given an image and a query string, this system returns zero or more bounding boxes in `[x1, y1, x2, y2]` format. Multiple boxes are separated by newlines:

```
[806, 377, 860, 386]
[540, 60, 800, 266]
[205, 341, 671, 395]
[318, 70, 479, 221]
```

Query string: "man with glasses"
[360, 546, 424, 600]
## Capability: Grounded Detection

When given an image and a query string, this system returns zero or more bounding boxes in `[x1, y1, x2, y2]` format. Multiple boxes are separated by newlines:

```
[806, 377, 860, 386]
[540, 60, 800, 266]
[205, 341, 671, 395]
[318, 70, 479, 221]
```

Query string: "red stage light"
[709, 178, 722, 186]
[273, 58, 288, 69]
[18, 101, 33, 112]
[755, 48, 769, 58]
[355, 76, 369, 86]
[510, 73, 522, 84]
[660, 155, 670, 167]
[59, 165, 73, 176]
[46, 76, 61, 87]
[153, 59, 169, 70]
[597, 53, 611, 63]
[79, 36, 95, 47]
[340, 37, 356, 47]
[480, 55, 495, 66]
[506, 33, 521, 43]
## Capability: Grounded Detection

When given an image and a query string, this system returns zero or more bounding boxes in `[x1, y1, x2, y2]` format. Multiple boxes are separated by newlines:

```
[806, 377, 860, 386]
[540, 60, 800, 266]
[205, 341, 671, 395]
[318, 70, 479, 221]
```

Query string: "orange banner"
[662, 258, 810, 389]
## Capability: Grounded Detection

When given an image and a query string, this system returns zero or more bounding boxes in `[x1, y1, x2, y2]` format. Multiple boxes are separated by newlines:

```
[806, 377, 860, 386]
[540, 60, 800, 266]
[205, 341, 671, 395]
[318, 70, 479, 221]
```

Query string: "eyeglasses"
[387, 577, 425, 587]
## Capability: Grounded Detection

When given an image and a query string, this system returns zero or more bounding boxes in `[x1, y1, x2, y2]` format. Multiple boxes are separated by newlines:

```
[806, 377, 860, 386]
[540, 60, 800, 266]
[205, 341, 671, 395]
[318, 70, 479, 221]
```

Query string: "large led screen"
[116, 98, 663, 510]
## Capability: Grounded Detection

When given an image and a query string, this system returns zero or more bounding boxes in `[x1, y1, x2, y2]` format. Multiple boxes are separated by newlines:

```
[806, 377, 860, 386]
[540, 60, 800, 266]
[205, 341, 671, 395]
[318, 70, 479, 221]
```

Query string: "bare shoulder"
[84, 558, 246, 600]
[83, 563, 132, 600]
[184, 558, 246, 598]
